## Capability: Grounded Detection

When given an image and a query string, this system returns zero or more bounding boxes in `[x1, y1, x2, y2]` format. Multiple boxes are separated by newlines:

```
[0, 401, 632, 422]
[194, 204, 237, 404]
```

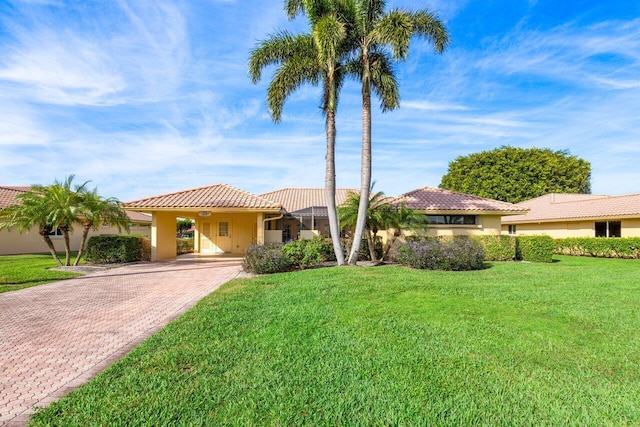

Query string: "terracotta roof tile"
[0, 186, 29, 209]
[125, 211, 152, 223]
[123, 184, 281, 210]
[392, 186, 528, 214]
[503, 193, 640, 223]
[259, 188, 356, 213]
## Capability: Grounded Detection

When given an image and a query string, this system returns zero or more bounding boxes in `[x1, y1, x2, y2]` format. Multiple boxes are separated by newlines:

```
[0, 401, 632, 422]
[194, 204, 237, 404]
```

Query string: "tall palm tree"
[0, 185, 64, 266]
[74, 188, 130, 266]
[249, 0, 351, 265]
[346, 1, 449, 265]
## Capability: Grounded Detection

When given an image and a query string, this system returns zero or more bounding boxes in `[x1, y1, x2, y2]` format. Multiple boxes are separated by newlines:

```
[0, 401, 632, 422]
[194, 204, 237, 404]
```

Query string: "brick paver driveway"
[0, 257, 243, 426]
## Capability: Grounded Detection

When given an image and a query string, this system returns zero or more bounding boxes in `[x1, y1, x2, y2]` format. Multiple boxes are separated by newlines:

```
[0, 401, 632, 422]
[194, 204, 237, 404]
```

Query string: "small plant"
[243, 243, 293, 274]
[397, 236, 485, 271]
[282, 237, 331, 269]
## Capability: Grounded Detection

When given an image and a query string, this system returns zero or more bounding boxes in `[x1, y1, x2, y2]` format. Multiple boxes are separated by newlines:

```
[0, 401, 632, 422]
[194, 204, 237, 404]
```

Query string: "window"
[48, 227, 63, 237]
[218, 221, 229, 237]
[508, 224, 517, 235]
[427, 215, 476, 225]
[595, 221, 621, 238]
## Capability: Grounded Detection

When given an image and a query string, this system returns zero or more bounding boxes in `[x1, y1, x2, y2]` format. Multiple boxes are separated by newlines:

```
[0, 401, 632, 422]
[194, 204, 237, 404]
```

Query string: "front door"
[216, 218, 232, 252]
[200, 221, 213, 252]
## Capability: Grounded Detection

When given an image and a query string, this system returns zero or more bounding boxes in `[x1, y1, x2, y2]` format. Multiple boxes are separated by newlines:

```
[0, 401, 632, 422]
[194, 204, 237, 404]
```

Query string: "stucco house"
[501, 193, 640, 238]
[123, 184, 527, 261]
[0, 185, 152, 256]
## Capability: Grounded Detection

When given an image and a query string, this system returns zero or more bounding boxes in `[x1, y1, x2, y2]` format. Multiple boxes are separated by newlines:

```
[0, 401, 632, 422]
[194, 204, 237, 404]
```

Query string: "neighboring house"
[0, 186, 152, 256]
[123, 184, 527, 261]
[259, 188, 355, 242]
[501, 193, 640, 238]
[392, 186, 528, 237]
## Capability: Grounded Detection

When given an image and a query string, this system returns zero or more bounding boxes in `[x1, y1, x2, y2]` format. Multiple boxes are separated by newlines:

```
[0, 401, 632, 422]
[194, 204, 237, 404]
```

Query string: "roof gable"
[392, 186, 528, 214]
[123, 184, 282, 210]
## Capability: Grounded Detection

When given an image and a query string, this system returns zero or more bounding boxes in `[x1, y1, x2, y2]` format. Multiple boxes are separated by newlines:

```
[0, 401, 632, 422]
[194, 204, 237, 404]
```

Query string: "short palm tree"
[346, 0, 449, 265]
[0, 185, 64, 266]
[249, 0, 351, 265]
[74, 188, 130, 266]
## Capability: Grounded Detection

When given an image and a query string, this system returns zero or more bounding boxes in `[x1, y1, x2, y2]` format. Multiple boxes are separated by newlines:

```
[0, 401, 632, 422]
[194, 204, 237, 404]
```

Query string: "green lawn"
[31, 256, 640, 425]
[0, 254, 82, 293]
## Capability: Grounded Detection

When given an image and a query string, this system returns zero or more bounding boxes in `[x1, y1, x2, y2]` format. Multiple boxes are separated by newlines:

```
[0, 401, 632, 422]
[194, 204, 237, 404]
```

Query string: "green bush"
[397, 236, 485, 271]
[472, 235, 516, 261]
[555, 237, 640, 259]
[85, 235, 148, 264]
[516, 235, 555, 263]
[282, 237, 332, 269]
[243, 243, 293, 274]
[177, 238, 194, 255]
[341, 237, 383, 261]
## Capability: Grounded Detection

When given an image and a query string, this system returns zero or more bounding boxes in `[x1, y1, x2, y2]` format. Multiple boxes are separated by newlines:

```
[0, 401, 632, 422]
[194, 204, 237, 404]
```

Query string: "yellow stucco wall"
[152, 212, 177, 261]
[502, 218, 640, 238]
[412, 215, 503, 237]
[0, 224, 150, 256]
[196, 213, 258, 254]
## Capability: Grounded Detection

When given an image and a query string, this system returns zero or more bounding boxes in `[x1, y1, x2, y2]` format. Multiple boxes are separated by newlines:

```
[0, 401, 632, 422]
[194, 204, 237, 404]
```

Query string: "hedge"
[397, 236, 485, 271]
[555, 237, 640, 259]
[85, 235, 150, 264]
[472, 235, 516, 261]
[516, 235, 555, 263]
[243, 243, 294, 274]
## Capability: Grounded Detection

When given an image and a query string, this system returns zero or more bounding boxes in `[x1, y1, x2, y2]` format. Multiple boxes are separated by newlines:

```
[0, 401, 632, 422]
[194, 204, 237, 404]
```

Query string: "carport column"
[151, 211, 177, 261]
[257, 212, 264, 245]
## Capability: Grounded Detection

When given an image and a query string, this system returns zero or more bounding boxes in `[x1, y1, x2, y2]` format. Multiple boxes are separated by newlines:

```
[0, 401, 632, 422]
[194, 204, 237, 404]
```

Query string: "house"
[123, 184, 527, 261]
[0, 186, 152, 256]
[391, 186, 528, 236]
[501, 193, 640, 238]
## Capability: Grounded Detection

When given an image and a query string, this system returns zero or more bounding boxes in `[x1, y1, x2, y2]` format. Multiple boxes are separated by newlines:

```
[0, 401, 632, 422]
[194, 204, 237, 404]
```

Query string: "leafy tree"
[250, 0, 352, 265]
[74, 188, 130, 266]
[176, 218, 193, 236]
[439, 146, 592, 203]
[344, 0, 448, 265]
[0, 184, 64, 266]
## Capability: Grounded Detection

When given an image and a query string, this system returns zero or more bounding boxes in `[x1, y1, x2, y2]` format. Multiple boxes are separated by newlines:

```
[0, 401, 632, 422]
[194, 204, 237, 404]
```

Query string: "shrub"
[555, 237, 640, 259]
[177, 238, 194, 255]
[516, 235, 555, 263]
[397, 236, 485, 271]
[282, 237, 332, 269]
[341, 237, 383, 261]
[243, 243, 293, 274]
[85, 235, 148, 264]
[472, 235, 516, 261]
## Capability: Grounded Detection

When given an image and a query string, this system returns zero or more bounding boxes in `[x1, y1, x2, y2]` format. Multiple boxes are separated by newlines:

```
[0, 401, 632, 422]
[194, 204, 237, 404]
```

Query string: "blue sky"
[1, 0, 639, 202]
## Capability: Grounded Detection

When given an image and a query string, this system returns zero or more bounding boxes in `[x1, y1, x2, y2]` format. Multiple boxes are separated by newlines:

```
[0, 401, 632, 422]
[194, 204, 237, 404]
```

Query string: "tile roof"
[125, 211, 152, 223]
[123, 184, 282, 210]
[0, 186, 29, 209]
[259, 188, 356, 213]
[503, 193, 640, 223]
[392, 186, 528, 214]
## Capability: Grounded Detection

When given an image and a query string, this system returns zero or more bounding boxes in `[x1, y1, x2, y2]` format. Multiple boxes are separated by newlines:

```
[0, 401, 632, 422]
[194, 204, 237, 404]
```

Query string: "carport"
[122, 184, 282, 261]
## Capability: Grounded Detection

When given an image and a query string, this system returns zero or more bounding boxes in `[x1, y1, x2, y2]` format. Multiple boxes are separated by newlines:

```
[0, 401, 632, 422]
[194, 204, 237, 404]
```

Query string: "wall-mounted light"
[198, 211, 212, 217]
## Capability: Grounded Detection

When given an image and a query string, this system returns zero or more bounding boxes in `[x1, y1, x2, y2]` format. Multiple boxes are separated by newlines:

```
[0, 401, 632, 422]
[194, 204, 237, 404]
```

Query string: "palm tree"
[338, 184, 391, 262]
[381, 202, 430, 261]
[346, 1, 449, 265]
[0, 185, 64, 266]
[249, 0, 351, 265]
[74, 188, 130, 266]
[45, 175, 88, 266]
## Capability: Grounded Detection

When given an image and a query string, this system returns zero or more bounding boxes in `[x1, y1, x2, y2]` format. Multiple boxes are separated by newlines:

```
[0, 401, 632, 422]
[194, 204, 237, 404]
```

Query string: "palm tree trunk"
[325, 77, 345, 266]
[61, 227, 72, 266]
[348, 46, 372, 265]
[40, 229, 62, 267]
[74, 223, 91, 266]
[366, 228, 377, 262]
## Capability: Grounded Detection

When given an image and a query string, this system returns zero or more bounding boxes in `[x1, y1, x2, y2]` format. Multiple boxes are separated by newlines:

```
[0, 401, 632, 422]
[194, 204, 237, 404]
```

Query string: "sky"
[1, 0, 639, 202]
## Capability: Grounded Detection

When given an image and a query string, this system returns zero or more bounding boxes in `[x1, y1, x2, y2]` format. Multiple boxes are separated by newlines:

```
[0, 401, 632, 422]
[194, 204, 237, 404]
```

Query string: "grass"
[0, 254, 82, 293]
[31, 256, 640, 425]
